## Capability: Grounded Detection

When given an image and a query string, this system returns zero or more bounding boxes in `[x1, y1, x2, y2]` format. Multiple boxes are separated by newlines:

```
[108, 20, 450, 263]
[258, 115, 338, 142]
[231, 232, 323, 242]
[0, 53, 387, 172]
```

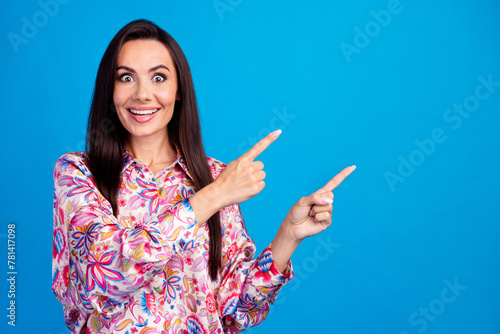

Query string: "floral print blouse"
[51, 147, 293, 333]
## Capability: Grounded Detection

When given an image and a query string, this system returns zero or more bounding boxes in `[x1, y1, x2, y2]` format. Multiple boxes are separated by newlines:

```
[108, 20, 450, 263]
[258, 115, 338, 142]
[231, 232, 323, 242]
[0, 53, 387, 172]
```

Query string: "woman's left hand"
[284, 165, 356, 242]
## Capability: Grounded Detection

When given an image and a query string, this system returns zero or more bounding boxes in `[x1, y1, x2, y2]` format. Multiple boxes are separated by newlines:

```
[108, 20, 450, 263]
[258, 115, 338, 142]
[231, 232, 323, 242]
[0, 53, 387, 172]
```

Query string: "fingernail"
[271, 129, 282, 138]
[321, 197, 333, 204]
[352, 165, 356, 170]
[309, 209, 314, 216]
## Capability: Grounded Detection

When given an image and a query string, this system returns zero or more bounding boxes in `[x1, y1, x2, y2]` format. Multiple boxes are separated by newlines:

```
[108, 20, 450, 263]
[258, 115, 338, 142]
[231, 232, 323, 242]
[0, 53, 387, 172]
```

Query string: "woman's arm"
[189, 130, 281, 226]
[189, 130, 355, 273]
[271, 165, 355, 272]
[52, 153, 206, 320]
[188, 134, 355, 332]
[215, 203, 293, 333]
[213, 164, 354, 332]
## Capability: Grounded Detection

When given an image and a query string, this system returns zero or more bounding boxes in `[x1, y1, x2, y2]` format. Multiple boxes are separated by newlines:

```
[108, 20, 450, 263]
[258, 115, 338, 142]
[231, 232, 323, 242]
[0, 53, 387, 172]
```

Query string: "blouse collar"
[121, 145, 192, 179]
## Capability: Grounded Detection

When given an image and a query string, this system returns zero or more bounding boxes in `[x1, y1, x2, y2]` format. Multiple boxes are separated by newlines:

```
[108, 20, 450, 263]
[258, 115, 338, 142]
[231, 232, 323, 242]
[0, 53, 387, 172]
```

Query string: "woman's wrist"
[271, 220, 302, 273]
[189, 182, 226, 226]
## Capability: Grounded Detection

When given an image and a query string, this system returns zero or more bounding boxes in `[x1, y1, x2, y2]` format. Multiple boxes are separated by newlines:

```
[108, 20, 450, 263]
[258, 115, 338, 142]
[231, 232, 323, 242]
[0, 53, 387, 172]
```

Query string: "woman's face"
[113, 39, 179, 143]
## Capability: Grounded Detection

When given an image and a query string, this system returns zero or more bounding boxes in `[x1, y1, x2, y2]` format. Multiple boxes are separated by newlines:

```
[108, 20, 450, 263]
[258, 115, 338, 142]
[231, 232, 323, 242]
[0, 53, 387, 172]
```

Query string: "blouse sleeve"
[208, 159, 294, 333]
[51, 153, 205, 320]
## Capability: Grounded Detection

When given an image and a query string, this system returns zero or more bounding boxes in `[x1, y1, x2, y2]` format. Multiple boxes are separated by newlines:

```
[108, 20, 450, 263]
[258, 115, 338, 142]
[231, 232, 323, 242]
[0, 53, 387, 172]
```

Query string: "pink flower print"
[186, 314, 207, 334]
[71, 222, 101, 254]
[136, 179, 177, 215]
[140, 291, 158, 317]
[254, 251, 278, 284]
[66, 176, 99, 204]
[226, 243, 238, 263]
[220, 291, 240, 315]
[205, 293, 216, 313]
[161, 268, 181, 300]
[86, 251, 124, 292]
[53, 209, 67, 262]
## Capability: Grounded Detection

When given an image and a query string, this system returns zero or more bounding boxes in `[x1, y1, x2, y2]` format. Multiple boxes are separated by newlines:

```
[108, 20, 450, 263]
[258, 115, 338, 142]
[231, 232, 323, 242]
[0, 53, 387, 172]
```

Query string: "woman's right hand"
[212, 129, 282, 208]
[189, 130, 281, 226]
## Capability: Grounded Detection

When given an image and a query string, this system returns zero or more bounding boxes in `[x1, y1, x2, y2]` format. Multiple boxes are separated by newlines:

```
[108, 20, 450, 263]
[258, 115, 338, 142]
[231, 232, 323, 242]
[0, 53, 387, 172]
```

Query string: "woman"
[52, 19, 355, 333]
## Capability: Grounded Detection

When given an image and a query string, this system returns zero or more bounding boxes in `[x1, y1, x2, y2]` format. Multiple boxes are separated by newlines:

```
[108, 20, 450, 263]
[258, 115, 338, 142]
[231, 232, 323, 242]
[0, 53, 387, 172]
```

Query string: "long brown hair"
[85, 19, 221, 280]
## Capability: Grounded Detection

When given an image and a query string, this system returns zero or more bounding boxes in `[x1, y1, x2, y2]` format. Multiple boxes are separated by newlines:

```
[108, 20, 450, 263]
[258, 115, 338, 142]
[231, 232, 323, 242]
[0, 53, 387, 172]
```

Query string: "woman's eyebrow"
[116, 65, 170, 73]
[116, 65, 135, 73]
[149, 64, 170, 72]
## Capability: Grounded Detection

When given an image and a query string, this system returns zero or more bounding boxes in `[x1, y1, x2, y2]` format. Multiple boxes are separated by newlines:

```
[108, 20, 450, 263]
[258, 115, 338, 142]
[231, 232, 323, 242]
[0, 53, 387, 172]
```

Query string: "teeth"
[129, 109, 158, 115]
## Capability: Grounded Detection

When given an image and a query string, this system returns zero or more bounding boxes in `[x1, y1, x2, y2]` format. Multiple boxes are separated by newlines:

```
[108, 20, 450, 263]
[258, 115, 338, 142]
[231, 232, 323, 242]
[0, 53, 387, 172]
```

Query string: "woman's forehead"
[117, 39, 175, 69]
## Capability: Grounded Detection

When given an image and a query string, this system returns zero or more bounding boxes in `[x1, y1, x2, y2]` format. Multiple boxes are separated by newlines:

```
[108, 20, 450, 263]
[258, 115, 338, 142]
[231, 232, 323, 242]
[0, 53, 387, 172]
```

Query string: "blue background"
[1, 0, 499, 333]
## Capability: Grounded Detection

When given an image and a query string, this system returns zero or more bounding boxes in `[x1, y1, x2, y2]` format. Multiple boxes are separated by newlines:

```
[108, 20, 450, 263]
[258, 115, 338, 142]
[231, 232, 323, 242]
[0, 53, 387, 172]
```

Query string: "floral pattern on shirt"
[52, 147, 293, 333]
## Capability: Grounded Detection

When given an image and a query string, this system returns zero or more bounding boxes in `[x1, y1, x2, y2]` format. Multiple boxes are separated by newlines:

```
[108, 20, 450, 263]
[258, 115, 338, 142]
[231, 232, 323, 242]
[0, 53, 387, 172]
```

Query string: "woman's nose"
[133, 81, 152, 102]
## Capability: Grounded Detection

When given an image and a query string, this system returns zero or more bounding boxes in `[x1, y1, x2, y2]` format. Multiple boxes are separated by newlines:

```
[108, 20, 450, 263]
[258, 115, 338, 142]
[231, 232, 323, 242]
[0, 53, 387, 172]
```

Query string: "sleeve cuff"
[157, 199, 207, 253]
[249, 244, 295, 304]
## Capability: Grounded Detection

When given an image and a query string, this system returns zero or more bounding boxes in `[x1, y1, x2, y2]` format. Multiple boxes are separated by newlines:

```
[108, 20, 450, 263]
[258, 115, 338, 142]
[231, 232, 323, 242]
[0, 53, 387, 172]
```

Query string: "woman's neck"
[125, 132, 177, 170]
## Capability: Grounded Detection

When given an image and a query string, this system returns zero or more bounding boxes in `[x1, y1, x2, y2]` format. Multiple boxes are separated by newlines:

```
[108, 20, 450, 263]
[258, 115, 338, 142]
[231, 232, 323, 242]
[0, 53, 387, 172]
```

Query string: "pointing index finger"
[242, 129, 282, 161]
[317, 165, 356, 193]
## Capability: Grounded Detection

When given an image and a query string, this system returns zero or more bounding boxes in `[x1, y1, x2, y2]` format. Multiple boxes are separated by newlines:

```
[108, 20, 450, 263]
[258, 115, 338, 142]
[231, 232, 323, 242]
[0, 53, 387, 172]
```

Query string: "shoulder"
[53, 151, 92, 180]
[206, 156, 226, 179]
[54, 151, 86, 169]
[56, 151, 85, 164]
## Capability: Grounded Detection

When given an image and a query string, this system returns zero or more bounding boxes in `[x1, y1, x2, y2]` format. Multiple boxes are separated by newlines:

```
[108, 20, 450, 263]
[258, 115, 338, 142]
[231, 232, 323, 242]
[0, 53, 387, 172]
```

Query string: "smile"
[127, 108, 159, 116]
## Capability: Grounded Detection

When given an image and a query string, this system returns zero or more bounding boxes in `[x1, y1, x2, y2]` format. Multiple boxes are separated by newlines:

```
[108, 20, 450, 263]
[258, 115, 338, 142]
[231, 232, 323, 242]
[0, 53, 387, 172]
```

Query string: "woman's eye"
[153, 74, 165, 83]
[120, 74, 133, 82]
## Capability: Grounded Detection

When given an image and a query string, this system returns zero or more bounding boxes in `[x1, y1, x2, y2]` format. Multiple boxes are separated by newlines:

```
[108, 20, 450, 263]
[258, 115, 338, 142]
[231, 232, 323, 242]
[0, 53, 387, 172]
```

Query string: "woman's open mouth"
[127, 108, 159, 116]
[127, 108, 160, 123]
